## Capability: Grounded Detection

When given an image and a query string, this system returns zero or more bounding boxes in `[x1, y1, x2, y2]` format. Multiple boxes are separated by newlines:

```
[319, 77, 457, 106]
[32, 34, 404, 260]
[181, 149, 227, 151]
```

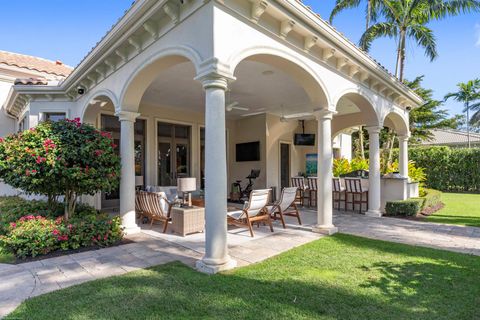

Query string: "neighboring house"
[420, 129, 480, 148]
[1, 0, 422, 273]
[0, 51, 72, 196]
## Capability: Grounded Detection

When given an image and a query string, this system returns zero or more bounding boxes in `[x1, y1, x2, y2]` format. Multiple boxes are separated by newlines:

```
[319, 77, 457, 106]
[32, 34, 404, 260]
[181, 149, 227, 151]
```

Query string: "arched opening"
[383, 110, 409, 136]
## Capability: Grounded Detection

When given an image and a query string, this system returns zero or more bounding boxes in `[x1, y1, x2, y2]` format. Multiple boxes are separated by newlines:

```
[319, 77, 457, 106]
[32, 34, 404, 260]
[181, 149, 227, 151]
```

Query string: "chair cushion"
[228, 210, 244, 220]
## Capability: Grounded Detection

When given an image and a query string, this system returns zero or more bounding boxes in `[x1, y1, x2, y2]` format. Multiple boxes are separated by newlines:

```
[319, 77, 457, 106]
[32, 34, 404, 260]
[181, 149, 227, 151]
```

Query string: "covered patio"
[5, 0, 422, 273]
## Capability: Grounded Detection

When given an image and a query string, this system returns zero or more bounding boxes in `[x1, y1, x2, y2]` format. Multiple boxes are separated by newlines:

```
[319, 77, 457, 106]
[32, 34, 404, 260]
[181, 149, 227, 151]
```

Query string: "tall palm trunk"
[366, 1, 371, 30]
[359, 126, 365, 159]
[395, 29, 407, 81]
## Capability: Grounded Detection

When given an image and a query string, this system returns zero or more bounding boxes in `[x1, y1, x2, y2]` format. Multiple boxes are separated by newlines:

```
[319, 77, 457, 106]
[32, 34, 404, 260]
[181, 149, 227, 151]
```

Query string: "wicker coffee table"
[170, 206, 205, 237]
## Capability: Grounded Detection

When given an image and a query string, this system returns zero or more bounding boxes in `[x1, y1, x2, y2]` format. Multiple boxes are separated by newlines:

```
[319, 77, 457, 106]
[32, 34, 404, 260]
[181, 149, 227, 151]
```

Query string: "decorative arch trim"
[119, 45, 203, 112]
[80, 89, 118, 121]
[227, 45, 331, 107]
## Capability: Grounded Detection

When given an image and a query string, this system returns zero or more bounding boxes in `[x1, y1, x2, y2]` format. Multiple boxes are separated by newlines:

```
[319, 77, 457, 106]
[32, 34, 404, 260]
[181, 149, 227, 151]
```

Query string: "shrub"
[0, 118, 121, 219]
[390, 146, 480, 192]
[385, 199, 423, 216]
[0, 210, 123, 259]
[0, 197, 62, 234]
[350, 157, 369, 171]
[333, 158, 351, 177]
[412, 188, 442, 212]
[0, 215, 60, 258]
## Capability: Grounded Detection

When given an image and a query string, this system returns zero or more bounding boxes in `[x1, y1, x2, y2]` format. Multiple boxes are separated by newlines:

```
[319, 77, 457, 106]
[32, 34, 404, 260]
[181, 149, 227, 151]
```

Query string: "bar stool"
[344, 178, 368, 213]
[290, 177, 308, 206]
[332, 178, 346, 210]
[306, 177, 318, 207]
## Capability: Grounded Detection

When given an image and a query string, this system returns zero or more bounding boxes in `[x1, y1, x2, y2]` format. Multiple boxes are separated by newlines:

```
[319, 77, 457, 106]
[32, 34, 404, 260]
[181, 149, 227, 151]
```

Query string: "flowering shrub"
[0, 118, 120, 219]
[0, 197, 62, 234]
[0, 211, 123, 259]
[0, 215, 59, 258]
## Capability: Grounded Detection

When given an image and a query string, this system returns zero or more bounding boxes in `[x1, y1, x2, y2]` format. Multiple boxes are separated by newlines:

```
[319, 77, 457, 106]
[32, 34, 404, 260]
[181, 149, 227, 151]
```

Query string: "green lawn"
[7, 234, 480, 320]
[427, 192, 480, 227]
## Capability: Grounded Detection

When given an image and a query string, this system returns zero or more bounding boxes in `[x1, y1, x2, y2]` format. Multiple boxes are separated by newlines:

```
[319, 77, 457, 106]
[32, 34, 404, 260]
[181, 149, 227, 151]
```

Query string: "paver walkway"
[1, 210, 479, 318]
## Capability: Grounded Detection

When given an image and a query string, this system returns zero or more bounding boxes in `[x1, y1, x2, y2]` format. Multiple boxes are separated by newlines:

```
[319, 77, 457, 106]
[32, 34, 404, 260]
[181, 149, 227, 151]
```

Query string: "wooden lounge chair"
[267, 187, 301, 228]
[344, 178, 368, 213]
[227, 189, 273, 237]
[135, 191, 172, 232]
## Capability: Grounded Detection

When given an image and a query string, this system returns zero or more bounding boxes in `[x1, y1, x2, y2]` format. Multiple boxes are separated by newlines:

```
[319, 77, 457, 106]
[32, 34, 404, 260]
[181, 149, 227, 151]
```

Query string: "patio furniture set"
[135, 185, 302, 238]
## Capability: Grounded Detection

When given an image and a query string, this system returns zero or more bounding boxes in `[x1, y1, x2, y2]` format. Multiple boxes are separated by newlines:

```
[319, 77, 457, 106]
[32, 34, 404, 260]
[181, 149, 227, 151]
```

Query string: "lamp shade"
[177, 177, 196, 192]
[135, 176, 144, 186]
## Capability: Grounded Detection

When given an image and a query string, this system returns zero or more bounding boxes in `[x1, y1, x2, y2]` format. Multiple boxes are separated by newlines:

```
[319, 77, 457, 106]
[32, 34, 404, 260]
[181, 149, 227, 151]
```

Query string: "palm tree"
[329, 0, 382, 30]
[444, 79, 480, 148]
[360, 0, 480, 81]
[329, 1, 384, 160]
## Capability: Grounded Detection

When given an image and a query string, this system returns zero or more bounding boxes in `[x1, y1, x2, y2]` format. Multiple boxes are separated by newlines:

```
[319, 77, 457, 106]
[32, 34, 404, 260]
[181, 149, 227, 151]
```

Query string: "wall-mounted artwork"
[306, 153, 317, 176]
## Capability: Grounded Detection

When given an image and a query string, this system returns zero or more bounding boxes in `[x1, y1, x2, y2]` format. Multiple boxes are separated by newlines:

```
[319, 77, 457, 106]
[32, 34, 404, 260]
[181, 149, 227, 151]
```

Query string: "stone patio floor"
[1, 209, 479, 318]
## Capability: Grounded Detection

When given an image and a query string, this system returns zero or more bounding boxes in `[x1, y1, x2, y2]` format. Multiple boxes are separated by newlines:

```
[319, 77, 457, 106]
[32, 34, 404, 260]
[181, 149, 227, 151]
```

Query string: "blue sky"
[1, 0, 479, 116]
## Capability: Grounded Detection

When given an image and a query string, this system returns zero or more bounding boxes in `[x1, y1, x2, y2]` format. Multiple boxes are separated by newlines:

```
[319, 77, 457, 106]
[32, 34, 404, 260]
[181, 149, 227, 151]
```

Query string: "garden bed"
[4, 238, 133, 265]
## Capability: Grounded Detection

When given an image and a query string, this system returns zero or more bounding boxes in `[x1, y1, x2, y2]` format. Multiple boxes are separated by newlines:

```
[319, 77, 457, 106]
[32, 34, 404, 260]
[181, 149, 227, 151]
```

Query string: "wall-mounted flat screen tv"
[236, 141, 260, 162]
[294, 134, 315, 146]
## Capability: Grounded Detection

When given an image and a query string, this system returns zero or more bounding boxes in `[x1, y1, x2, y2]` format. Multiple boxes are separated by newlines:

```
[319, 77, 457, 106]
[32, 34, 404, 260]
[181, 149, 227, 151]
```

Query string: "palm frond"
[408, 24, 438, 61]
[329, 0, 361, 23]
[429, 0, 480, 20]
[359, 22, 398, 51]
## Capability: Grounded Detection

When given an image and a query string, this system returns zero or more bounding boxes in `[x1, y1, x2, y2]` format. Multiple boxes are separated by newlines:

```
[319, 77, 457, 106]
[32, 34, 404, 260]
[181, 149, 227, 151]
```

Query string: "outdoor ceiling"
[140, 60, 361, 119]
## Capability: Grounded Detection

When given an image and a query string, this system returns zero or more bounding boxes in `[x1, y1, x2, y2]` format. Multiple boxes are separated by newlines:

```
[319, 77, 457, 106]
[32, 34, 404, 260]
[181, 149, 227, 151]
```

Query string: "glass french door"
[280, 143, 291, 190]
[157, 122, 191, 186]
[101, 115, 146, 209]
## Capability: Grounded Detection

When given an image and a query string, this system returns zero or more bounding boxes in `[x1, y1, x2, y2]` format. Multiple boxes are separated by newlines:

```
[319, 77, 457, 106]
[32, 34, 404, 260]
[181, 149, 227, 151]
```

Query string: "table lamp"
[177, 177, 196, 207]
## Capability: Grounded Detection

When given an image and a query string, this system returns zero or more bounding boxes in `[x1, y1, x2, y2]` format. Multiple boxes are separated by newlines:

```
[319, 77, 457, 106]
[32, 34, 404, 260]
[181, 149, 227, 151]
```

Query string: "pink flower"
[67, 224, 73, 230]
[104, 235, 108, 241]
[36, 215, 42, 219]
[57, 235, 68, 241]
[94, 150, 104, 156]
[52, 229, 60, 236]
[25, 170, 30, 176]
[31, 170, 37, 174]
[111, 143, 117, 149]
[0, 137, 3, 143]
[10, 222, 16, 228]
[36, 156, 46, 164]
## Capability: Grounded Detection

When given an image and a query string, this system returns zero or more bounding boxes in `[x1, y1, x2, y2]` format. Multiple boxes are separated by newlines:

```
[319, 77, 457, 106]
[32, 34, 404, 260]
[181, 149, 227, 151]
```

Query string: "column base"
[122, 225, 141, 235]
[365, 210, 382, 217]
[312, 225, 338, 235]
[196, 257, 237, 274]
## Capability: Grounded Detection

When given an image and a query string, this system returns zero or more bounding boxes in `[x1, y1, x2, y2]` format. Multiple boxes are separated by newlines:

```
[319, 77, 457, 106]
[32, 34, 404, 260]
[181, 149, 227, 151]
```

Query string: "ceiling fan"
[226, 101, 250, 112]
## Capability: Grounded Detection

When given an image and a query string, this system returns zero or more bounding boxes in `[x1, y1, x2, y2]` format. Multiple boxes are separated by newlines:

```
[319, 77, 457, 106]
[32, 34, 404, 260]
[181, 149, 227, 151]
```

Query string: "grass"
[7, 234, 480, 320]
[426, 192, 480, 227]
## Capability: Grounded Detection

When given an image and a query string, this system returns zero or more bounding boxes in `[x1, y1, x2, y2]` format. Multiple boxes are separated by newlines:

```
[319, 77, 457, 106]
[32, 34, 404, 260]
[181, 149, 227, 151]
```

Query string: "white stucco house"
[1, 0, 421, 273]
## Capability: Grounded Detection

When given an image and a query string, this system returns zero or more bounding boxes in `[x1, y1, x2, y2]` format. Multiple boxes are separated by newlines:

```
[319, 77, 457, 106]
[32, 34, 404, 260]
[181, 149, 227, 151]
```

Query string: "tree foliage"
[405, 76, 460, 142]
[0, 118, 120, 219]
[358, 0, 480, 81]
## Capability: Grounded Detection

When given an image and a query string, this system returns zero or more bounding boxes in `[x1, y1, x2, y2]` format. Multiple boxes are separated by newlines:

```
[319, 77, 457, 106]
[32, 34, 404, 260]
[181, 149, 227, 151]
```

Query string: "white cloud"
[476, 23, 480, 47]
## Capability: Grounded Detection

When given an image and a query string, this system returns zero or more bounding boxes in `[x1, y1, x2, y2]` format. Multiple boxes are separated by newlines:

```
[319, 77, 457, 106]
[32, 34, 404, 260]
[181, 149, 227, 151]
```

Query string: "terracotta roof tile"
[0, 50, 73, 77]
[14, 77, 48, 85]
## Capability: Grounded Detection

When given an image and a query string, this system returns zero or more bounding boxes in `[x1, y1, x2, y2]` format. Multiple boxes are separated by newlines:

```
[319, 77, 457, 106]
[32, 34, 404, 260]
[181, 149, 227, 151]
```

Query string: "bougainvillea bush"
[0, 118, 120, 219]
[0, 211, 123, 259]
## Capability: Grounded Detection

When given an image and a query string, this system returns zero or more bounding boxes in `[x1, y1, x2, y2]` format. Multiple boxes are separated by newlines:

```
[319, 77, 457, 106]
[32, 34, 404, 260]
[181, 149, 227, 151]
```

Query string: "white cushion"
[228, 210, 244, 220]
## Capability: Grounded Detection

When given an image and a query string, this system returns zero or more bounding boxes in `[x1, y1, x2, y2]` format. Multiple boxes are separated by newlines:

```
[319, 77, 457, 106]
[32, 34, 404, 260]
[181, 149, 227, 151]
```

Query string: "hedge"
[385, 199, 423, 216]
[387, 146, 480, 192]
[386, 188, 442, 216]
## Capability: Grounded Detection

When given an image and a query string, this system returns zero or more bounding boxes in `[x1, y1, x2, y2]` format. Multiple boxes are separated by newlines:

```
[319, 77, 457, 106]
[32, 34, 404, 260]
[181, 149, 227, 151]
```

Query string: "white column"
[366, 126, 382, 217]
[398, 135, 409, 178]
[115, 110, 141, 234]
[312, 109, 338, 235]
[195, 75, 236, 274]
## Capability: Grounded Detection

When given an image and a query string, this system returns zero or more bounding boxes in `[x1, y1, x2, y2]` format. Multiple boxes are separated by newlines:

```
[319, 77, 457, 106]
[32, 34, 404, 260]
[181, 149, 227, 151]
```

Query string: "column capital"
[313, 108, 337, 120]
[195, 72, 235, 90]
[365, 125, 382, 134]
[115, 111, 140, 122]
[398, 133, 411, 141]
